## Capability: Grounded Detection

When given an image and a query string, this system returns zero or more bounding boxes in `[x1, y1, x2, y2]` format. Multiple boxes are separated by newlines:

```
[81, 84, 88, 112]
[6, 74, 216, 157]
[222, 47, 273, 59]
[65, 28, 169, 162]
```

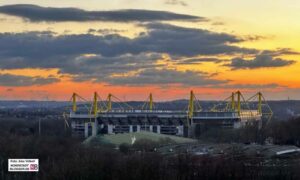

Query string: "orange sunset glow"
[0, 0, 299, 101]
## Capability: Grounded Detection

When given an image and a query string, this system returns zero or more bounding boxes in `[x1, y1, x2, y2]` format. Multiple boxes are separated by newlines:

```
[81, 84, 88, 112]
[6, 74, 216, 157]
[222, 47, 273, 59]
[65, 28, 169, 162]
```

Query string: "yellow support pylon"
[149, 93, 153, 112]
[188, 90, 194, 119]
[236, 91, 241, 115]
[231, 92, 235, 111]
[107, 93, 112, 111]
[72, 93, 77, 112]
[258, 92, 262, 114]
[93, 92, 98, 117]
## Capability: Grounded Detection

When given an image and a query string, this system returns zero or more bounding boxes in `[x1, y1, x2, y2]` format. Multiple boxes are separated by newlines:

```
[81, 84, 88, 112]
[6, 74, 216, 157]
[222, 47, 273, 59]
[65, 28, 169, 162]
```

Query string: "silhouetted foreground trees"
[267, 118, 300, 145]
[197, 117, 300, 146]
[0, 117, 300, 179]
[1, 135, 300, 180]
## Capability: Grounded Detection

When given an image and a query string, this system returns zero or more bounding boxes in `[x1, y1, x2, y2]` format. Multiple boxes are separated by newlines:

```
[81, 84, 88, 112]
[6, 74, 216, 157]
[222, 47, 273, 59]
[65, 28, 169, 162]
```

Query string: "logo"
[8, 159, 39, 172]
[30, 164, 38, 170]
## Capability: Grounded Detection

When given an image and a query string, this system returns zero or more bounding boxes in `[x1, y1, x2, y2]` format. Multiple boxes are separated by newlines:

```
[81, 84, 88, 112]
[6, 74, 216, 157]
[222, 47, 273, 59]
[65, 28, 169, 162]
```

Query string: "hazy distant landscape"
[1, 100, 299, 120]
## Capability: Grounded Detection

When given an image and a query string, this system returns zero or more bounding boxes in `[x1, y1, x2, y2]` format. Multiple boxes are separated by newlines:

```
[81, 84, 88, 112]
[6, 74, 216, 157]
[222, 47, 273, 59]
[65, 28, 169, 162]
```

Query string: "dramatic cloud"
[60, 53, 228, 87]
[0, 23, 257, 70]
[0, 22, 271, 87]
[103, 69, 228, 86]
[0, 4, 202, 22]
[56, 53, 228, 87]
[227, 54, 296, 69]
[0, 74, 60, 86]
[140, 23, 257, 56]
[60, 53, 163, 79]
[165, 0, 188, 6]
[0, 22, 292, 87]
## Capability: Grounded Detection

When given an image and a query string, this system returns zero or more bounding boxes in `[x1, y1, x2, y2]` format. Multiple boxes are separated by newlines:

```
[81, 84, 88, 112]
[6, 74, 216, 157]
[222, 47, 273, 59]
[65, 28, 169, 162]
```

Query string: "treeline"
[0, 117, 300, 179]
[1, 115, 300, 146]
[196, 117, 300, 146]
[267, 117, 300, 145]
[1, 136, 300, 180]
[0, 117, 68, 137]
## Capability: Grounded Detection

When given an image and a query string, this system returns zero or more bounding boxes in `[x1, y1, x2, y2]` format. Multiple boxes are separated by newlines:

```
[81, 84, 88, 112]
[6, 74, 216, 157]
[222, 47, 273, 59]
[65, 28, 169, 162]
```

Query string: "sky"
[0, 0, 299, 101]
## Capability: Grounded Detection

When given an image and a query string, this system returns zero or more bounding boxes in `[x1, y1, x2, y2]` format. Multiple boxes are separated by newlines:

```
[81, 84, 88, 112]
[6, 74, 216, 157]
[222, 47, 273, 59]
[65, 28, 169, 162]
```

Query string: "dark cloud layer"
[0, 21, 296, 87]
[104, 69, 228, 86]
[0, 23, 256, 71]
[227, 54, 296, 69]
[0, 21, 247, 86]
[59, 53, 227, 87]
[61, 53, 163, 79]
[0, 4, 202, 22]
[0, 74, 60, 86]
[141, 23, 257, 56]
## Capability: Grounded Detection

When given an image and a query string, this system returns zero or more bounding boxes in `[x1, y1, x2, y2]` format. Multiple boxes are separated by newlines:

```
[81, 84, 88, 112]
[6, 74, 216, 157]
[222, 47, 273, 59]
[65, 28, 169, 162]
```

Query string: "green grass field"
[84, 131, 196, 146]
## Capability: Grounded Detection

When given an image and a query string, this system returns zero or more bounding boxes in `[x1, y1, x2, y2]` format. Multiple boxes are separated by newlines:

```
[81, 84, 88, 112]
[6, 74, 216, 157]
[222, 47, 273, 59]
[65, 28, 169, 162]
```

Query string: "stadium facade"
[68, 91, 272, 138]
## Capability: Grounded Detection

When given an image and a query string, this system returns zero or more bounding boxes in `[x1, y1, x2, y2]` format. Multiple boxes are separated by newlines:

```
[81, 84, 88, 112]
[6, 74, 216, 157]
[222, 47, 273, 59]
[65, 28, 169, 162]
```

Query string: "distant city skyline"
[0, 0, 299, 100]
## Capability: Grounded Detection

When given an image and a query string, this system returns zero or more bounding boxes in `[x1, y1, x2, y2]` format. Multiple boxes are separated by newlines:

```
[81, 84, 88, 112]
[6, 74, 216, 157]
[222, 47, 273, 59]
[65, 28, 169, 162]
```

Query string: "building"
[69, 91, 272, 138]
